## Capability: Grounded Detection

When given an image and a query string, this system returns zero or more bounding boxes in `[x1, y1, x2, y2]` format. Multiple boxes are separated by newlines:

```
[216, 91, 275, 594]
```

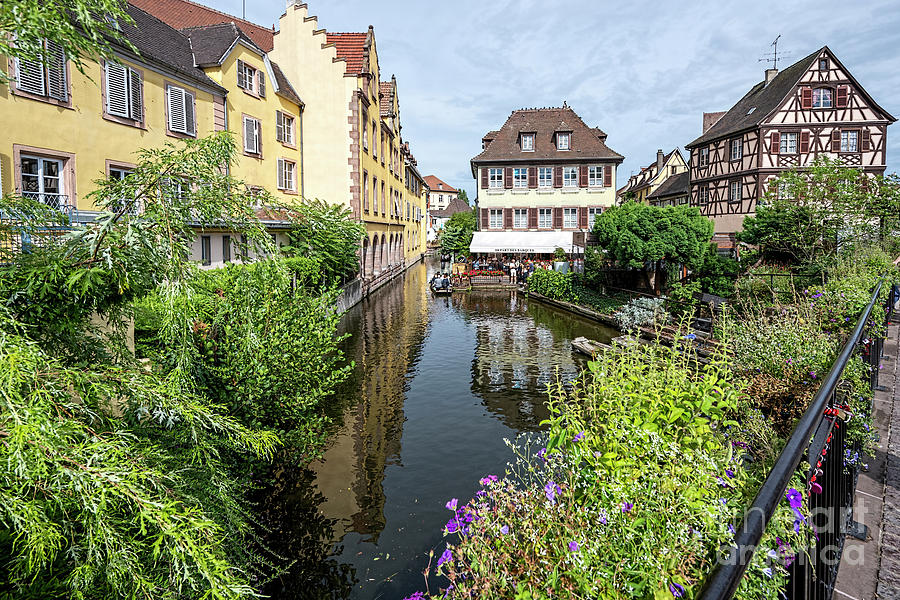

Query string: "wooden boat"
[572, 336, 610, 356]
[430, 283, 453, 295]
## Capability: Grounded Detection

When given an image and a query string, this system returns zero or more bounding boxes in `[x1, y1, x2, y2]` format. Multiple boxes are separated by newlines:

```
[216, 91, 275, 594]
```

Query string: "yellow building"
[615, 148, 688, 205]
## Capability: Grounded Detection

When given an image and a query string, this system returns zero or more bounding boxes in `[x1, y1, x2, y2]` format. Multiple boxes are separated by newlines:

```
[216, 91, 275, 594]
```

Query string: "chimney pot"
[656, 149, 664, 172]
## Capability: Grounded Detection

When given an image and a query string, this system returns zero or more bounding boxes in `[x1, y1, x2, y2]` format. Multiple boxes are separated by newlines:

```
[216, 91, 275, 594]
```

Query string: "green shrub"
[527, 268, 574, 301]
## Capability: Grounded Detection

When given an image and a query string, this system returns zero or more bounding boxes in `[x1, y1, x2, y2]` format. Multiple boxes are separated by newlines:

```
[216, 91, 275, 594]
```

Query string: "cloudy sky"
[207, 0, 900, 199]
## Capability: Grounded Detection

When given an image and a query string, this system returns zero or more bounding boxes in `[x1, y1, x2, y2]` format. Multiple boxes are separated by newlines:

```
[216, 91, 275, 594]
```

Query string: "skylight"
[747, 107, 756, 115]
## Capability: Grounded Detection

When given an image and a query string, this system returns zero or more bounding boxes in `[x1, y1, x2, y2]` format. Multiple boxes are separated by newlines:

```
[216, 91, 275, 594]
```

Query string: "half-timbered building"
[685, 46, 896, 249]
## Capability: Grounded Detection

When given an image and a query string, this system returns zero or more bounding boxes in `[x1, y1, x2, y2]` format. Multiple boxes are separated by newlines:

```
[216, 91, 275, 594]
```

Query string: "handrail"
[700, 278, 885, 599]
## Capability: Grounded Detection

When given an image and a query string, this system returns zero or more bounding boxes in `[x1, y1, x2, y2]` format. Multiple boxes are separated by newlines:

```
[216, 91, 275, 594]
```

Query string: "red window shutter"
[504, 167, 513, 189]
[861, 129, 871, 151]
[579, 165, 588, 188]
[800, 87, 813, 109]
[770, 131, 780, 154]
[799, 131, 810, 153]
[480, 208, 488, 229]
[528, 207, 538, 229]
[579, 207, 588, 228]
[554, 166, 563, 188]
[528, 167, 537, 188]
[831, 130, 841, 151]
[604, 165, 612, 187]
[504, 208, 512, 229]
[480, 168, 488, 189]
[836, 85, 848, 108]
[553, 207, 563, 229]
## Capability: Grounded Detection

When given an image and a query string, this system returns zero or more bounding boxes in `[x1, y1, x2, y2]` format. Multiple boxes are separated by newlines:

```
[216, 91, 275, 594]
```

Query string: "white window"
[513, 168, 528, 188]
[813, 88, 833, 108]
[489, 208, 503, 229]
[588, 207, 602, 226]
[563, 167, 577, 187]
[730, 139, 742, 161]
[780, 132, 797, 154]
[557, 132, 570, 151]
[563, 207, 577, 228]
[363, 171, 369, 210]
[237, 60, 257, 94]
[698, 186, 709, 204]
[105, 61, 142, 121]
[538, 208, 552, 228]
[109, 166, 137, 213]
[243, 116, 261, 154]
[277, 158, 296, 191]
[276, 111, 295, 145]
[841, 131, 858, 153]
[15, 39, 68, 102]
[521, 133, 534, 151]
[588, 166, 604, 187]
[729, 180, 741, 202]
[699, 147, 709, 167]
[20, 155, 65, 209]
[538, 167, 553, 187]
[362, 110, 368, 150]
[166, 85, 196, 135]
[488, 168, 503, 189]
[513, 208, 528, 228]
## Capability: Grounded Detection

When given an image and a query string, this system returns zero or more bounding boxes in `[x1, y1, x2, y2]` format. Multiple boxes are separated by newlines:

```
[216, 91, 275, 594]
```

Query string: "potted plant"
[553, 247, 569, 274]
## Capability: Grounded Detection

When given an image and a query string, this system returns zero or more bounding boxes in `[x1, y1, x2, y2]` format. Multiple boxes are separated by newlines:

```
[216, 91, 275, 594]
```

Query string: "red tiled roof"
[325, 32, 368, 76]
[424, 175, 458, 194]
[128, 0, 274, 51]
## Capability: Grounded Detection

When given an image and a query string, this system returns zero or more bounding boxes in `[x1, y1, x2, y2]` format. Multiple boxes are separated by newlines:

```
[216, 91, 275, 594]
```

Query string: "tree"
[440, 209, 476, 257]
[592, 201, 714, 294]
[283, 199, 365, 284]
[1, 0, 137, 84]
[458, 189, 469, 204]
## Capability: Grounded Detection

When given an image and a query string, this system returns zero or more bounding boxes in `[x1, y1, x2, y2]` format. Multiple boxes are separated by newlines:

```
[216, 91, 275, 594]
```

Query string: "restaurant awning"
[469, 231, 583, 254]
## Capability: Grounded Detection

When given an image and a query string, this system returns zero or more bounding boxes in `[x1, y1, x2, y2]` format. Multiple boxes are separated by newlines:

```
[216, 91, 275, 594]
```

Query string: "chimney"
[656, 149, 664, 172]
[703, 111, 727, 134]
[765, 68, 779, 85]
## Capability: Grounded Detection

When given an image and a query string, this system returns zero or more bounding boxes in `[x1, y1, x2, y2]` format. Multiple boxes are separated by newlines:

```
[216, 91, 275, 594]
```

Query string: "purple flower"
[445, 498, 458, 511]
[544, 481, 562, 503]
[437, 548, 452, 568]
[599, 513, 607, 525]
[500, 525, 509, 535]
[786, 488, 803, 509]
[568, 540, 579, 552]
[716, 476, 731, 488]
[684, 333, 697, 340]
[573, 431, 585, 443]
[445, 518, 460, 533]
[669, 582, 685, 598]
[793, 518, 802, 534]
[621, 501, 633, 513]
[479, 475, 498, 486]
[403, 592, 425, 600]
[763, 567, 773, 578]
[725, 469, 735, 479]
[537, 447, 547, 460]
[728, 524, 735, 534]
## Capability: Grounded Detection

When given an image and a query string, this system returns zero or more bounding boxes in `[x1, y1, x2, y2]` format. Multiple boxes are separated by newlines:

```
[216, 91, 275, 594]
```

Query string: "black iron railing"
[701, 279, 895, 600]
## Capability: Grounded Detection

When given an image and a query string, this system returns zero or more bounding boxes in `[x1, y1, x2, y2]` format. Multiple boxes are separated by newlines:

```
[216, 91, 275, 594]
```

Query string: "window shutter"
[579, 207, 588, 228]
[46, 40, 67, 101]
[604, 165, 612, 187]
[770, 131, 780, 154]
[244, 118, 254, 152]
[480, 208, 488, 229]
[504, 167, 513, 189]
[831, 129, 841, 151]
[528, 167, 537, 188]
[105, 62, 129, 117]
[186, 91, 196, 135]
[799, 131, 810, 153]
[276, 111, 284, 142]
[579, 165, 588, 188]
[504, 208, 512, 229]
[167, 86, 186, 132]
[800, 87, 813, 109]
[836, 85, 848, 108]
[277, 158, 285, 189]
[553, 207, 563, 229]
[128, 68, 142, 120]
[528, 207, 537, 229]
[861, 129, 871, 151]
[16, 56, 45, 95]
[554, 166, 563, 188]
[258, 71, 266, 97]
[480, 168, 488, 189]
[237, 60, 246, 88]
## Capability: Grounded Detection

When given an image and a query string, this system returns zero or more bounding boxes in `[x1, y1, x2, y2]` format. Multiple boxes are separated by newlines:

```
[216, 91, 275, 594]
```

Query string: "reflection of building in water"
[311, 262, 429, 543]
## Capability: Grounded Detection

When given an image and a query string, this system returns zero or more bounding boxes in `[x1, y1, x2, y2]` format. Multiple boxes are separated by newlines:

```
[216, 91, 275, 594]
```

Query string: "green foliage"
[283, 199, 365, 284]
[571, 280, 629, 315]
[457, 189, 469, 204]
[553, 247, 567, 260]
[526, 268, 574, 301]
[440, 209, 476, 256]
[0, 0, 137, 85]
[695, 249, 740, 297]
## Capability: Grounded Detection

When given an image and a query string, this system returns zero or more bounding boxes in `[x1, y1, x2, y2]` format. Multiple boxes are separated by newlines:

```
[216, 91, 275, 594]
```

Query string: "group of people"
[472, 256, 564, 284]
[430, 271, 452, 290]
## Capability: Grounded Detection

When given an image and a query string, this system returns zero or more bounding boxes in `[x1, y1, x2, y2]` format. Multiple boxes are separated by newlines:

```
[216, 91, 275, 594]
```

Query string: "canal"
[261, 258, 617, 599]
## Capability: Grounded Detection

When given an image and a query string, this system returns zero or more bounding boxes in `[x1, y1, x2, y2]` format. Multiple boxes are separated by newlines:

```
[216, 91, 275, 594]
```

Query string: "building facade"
[685, 46, 896, 248]
[424, 175, 458, 211]
[616, 148, 688, 204]
[469, 105, 623, 255]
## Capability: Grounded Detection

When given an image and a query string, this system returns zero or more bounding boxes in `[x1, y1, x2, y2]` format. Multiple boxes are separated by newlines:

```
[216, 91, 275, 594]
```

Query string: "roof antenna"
[759, 34, 790, 70]
[242, 0, 245, 19]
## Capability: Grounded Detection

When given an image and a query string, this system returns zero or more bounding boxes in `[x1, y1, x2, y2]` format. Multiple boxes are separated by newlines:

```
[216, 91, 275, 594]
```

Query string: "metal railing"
[21, 192, 70, 211]
[701, 278, 895, 600]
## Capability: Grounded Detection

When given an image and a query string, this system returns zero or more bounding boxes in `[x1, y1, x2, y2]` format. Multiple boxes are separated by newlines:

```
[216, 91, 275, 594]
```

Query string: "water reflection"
[262, 259, 617, 599]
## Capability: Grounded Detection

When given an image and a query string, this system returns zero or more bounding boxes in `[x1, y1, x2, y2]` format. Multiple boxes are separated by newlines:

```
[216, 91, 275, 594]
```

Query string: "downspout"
[299, 105, 305, 198]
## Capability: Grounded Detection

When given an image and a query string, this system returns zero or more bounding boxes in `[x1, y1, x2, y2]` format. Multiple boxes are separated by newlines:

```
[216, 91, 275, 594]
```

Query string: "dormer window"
[813, 87, 832, 108]
[556, 132, 570, 151]
[521, 133, 535, 152]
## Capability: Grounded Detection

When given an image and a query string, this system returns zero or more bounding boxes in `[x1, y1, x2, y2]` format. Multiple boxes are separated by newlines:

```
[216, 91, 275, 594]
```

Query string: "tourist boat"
[430, 282, 453, 295]
[571, 336, 609, 356]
